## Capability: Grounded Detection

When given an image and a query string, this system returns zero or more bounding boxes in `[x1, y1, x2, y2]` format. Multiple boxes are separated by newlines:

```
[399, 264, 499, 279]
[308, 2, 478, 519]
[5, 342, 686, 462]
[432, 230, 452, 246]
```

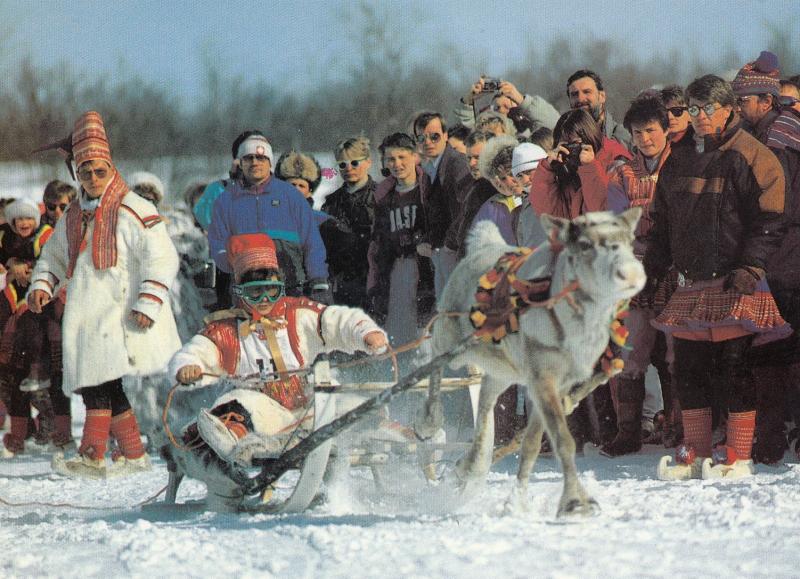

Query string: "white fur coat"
[31, 192, 181, 394]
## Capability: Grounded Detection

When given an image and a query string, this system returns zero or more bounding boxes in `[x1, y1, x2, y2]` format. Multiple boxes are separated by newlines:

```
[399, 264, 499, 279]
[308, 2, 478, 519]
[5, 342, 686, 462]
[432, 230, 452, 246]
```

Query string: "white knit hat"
[5, 198, 41, 230]
[511, 143, 548, 177]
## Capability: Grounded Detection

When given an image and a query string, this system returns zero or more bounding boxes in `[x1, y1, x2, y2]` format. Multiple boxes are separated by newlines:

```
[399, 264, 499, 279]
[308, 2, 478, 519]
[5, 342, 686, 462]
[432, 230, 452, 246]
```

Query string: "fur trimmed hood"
[478, 135, 519, 181]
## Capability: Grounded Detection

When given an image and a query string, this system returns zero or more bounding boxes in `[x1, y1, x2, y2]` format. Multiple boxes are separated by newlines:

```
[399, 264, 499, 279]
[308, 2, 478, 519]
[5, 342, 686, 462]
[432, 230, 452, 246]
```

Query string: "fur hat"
[72, 111, 112, 168]
[511, 143, 547, 176]
[128, 171, 165, 204]
[731, 51, 781, 97]
[478, 135, 519, 180]
[227, 233, 279, 283]
[275, 151, 322, 192]
[5, 198, 41, 230]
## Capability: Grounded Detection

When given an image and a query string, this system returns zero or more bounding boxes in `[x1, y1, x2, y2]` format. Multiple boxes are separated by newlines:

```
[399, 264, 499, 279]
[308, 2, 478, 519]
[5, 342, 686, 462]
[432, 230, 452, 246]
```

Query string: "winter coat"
[471, 194, 520, 245]
[745, 108, 800, 292]
[425, 145, 473, 249]
[453, 93, 560, 131]
[644, 113, 786, 283]
[530, 137, 632, 219]
[367, 166, 446, 315]
[451, 178, 497, 257]
[30, 192, 181, 394]
[0, 222, 53, 291]
[193, 179, 229, 231]
[603, 112, 633, 151]
[207, 177, 328, 293]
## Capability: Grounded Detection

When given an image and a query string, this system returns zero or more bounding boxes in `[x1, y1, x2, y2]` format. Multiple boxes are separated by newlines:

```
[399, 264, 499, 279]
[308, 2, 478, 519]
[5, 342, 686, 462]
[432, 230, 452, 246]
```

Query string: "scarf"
[65, 171, 129, 278]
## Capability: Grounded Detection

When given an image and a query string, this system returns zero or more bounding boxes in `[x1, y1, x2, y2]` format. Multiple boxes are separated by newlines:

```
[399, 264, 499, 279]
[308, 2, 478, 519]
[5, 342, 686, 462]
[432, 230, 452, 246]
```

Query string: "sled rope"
[0, 484, 167, 511]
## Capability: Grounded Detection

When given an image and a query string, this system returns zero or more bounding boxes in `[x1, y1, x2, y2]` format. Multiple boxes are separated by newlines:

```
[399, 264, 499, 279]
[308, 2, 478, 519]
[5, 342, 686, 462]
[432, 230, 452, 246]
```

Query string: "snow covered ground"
[2, 397, 800, 579]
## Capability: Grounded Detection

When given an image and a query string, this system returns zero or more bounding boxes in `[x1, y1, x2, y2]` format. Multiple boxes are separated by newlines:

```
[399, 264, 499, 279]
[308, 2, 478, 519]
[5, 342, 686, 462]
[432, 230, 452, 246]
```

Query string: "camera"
[564, 142, 584, 163]
[482, 77, 501, 92]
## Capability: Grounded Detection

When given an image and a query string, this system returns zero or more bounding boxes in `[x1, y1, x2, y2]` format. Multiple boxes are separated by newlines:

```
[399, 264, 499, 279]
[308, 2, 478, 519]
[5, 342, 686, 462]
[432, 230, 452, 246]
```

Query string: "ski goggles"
[233, 280, 285, 304]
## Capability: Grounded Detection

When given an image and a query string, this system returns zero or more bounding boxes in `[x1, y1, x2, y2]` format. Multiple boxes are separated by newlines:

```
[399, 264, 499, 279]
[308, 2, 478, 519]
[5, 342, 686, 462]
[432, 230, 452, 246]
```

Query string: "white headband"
[237, 136, 274, 168]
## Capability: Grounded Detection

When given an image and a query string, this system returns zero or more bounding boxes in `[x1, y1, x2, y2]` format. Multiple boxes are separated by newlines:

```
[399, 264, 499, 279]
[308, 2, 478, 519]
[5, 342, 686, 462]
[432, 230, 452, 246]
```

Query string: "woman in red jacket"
[531, 109, 631, 219]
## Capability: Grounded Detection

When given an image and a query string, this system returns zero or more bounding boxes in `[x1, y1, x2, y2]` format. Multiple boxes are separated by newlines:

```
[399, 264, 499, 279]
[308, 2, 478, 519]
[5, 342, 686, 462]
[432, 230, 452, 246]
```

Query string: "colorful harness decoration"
[468, 243, 629, 376]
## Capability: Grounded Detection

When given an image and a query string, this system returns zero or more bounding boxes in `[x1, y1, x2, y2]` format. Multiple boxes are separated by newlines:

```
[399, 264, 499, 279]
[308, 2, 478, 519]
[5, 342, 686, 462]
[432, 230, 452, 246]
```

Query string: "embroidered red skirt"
[651, 277, 791, 345]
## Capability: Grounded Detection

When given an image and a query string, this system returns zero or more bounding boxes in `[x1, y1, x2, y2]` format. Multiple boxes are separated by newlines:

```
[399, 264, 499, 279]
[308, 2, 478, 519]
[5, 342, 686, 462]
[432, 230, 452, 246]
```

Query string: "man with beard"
[567, 69, 632, 150]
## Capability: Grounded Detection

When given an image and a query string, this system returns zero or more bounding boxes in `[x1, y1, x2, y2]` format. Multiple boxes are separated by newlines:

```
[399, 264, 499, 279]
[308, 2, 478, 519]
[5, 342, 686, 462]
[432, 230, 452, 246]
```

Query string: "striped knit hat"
[227, 233, 279, 282]
[72, 111, 112, 167]
[731, 51, 781, 98]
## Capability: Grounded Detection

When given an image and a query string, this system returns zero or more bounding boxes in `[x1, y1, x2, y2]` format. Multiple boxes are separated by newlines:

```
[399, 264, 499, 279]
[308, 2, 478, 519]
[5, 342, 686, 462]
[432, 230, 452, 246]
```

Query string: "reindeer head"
[539, 208, 646, 300]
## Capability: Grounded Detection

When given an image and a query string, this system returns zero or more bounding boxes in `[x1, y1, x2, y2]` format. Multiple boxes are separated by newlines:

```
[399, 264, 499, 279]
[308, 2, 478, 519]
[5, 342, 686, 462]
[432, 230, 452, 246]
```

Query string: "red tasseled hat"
[227, 233, 279, 282]
[72, 111, 113, 167]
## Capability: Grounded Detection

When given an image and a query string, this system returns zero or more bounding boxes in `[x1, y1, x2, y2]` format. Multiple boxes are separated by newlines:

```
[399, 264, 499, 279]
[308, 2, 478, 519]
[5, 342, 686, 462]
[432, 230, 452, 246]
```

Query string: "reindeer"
[421, 208, 644, 517]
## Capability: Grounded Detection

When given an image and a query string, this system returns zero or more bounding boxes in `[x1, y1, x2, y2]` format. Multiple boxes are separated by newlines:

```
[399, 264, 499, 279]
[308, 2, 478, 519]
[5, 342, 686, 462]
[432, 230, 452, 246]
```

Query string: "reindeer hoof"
[557, 497, 599, 518]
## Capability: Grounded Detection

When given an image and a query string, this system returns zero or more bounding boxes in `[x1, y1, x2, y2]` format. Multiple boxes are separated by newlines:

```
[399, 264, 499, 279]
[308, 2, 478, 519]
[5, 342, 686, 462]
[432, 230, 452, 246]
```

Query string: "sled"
[149, 336, 481, 514]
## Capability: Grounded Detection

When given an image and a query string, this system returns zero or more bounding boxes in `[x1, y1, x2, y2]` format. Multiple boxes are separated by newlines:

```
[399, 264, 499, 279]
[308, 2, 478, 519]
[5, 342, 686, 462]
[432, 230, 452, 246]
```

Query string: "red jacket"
[530, 137, 631, 219]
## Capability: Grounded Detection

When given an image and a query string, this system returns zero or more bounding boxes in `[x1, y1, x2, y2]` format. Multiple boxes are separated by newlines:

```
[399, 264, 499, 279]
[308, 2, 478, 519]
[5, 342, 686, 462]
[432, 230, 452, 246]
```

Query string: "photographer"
[454, 77, 559, 135]
[530, 109, 631, 219]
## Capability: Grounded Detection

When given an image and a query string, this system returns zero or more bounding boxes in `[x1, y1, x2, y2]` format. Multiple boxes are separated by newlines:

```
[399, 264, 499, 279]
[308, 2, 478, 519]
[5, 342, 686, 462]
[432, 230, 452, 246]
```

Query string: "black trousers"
[79, 378, 131, 416]
[673, 335, 756, 414]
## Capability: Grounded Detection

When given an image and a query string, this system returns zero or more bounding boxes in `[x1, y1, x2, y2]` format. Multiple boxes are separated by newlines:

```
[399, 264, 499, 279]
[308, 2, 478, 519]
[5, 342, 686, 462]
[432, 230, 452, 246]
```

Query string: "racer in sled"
[168, 232, 388, 469]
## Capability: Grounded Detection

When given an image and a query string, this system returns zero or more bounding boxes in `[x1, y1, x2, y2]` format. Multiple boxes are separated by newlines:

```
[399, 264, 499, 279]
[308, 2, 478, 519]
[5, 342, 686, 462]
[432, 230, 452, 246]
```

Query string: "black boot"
[601, 376, 645, 457]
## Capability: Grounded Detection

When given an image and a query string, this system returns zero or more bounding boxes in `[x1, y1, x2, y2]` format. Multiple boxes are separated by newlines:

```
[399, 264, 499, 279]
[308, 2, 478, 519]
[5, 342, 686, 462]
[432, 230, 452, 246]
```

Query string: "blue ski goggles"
[233, 280, 285, 304]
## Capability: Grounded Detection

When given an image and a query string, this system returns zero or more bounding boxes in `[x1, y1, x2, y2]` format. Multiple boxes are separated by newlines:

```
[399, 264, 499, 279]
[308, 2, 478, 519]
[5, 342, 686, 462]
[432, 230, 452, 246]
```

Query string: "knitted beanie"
[227, 233, 279, 283]
[731, 51, 781, 97]
[72, 111, 112, 167]
[5, 198, 41, 230]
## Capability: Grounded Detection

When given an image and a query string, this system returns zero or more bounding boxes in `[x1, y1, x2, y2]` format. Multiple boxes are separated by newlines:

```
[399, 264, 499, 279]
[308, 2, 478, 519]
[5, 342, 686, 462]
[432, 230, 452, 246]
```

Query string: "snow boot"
[52, 414, 76, 451]
[702, 411, 756, 479]
[108, 454, 152, 477]
[601, 376, 645, 457]
[657, 444, 704, 480]
[656, 407, 712, 480]
[1, 416, 28, 458]
[51, 453, 106, 479]
[110, 409, 146, 460]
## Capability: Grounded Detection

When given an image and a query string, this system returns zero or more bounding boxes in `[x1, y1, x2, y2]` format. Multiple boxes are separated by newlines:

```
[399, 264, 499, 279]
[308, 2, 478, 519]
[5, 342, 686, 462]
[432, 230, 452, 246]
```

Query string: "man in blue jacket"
[208, 131, 331, 303]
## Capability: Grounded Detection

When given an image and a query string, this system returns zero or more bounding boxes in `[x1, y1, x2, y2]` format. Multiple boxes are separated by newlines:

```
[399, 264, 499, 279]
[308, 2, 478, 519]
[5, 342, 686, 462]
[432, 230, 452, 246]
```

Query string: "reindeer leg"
[456, 378, 504, 488]
[533, 373, 598, 518]
[505, 401, 543, 513]
[415, 366, 444, 440]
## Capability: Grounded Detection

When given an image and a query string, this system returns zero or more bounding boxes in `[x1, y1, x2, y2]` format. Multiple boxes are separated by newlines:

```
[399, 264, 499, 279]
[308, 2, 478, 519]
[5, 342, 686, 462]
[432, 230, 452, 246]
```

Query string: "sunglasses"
[77, 167, 108, 181]
[735, 95, 756, 106]
[232, 280, 285, 304]
[415, 133, 442, 144]
[780, 96, 800, 107]
[337, 158, 368, 169]
[667, 106, 687, 117]
[687, 103, 721, 117]
[241, 154, 270, 163]
[46, 202, 69, 211]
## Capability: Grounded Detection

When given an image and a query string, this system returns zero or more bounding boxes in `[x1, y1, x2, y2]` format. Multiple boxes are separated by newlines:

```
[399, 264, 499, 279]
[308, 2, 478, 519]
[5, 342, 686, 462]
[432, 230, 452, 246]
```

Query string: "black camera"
[194, 260, 217, 289]
[482, 77, 501, 92]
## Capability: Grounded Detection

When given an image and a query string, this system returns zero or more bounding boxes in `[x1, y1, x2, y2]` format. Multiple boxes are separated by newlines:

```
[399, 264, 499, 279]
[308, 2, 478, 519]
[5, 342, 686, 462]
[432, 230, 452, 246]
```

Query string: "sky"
[3, 0, 799, 105]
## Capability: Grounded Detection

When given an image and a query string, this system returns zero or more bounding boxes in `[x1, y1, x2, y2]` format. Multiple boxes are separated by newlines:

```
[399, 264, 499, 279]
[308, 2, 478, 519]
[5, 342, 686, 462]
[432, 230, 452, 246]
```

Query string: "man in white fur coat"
[28, 111, 181, 478]
[169, 232, 387, 466]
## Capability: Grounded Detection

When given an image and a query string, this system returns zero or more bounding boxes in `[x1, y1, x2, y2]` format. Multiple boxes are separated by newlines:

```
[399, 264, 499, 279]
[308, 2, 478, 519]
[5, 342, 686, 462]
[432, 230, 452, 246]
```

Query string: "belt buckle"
[677, 272, 692, 288]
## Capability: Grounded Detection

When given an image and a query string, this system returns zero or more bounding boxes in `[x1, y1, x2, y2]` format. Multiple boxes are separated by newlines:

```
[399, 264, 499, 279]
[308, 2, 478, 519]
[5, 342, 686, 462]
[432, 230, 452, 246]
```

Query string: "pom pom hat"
[227, 233, 279, 283]
[731, 51, 781, 98]
[4, 198, 41, 230]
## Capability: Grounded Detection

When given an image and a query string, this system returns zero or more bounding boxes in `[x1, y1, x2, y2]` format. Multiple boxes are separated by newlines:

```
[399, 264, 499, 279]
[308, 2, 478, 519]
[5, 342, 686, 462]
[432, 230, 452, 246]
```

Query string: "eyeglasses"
[415, 133, 442, 144]
[667, 106, 687, 117]
[687, 103, 721, 117]
[780, 96, 800, 107]
[46, 202, 69, 211]
[77, 167, 108, 181]
[337, 158, 368, 169]
[735, 95, 756, 106]
[241, 154, 270, 164]
[232, 280, 285, 304]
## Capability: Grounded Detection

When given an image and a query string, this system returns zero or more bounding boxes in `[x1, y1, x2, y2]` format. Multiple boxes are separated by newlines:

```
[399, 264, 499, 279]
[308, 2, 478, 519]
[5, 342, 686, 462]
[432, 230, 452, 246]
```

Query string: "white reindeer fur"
[430, 208, 645, 517]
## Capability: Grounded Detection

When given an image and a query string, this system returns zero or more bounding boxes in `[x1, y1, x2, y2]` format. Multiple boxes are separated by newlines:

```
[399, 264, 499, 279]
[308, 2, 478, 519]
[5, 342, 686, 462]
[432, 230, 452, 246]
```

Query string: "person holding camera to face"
[453, 77, 560, 135]
[530, 109, 631, 220]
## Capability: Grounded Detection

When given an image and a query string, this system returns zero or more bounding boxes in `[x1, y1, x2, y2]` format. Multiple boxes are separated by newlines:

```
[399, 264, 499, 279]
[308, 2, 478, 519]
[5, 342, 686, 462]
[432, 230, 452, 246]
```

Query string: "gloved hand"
[724, 266, 763, 295]
[309, 279, 334, 305]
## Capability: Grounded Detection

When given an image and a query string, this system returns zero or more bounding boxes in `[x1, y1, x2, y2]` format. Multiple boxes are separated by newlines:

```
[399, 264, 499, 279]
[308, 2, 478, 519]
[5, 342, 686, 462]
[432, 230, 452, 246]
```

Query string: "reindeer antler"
[31, 133, 75, 180]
